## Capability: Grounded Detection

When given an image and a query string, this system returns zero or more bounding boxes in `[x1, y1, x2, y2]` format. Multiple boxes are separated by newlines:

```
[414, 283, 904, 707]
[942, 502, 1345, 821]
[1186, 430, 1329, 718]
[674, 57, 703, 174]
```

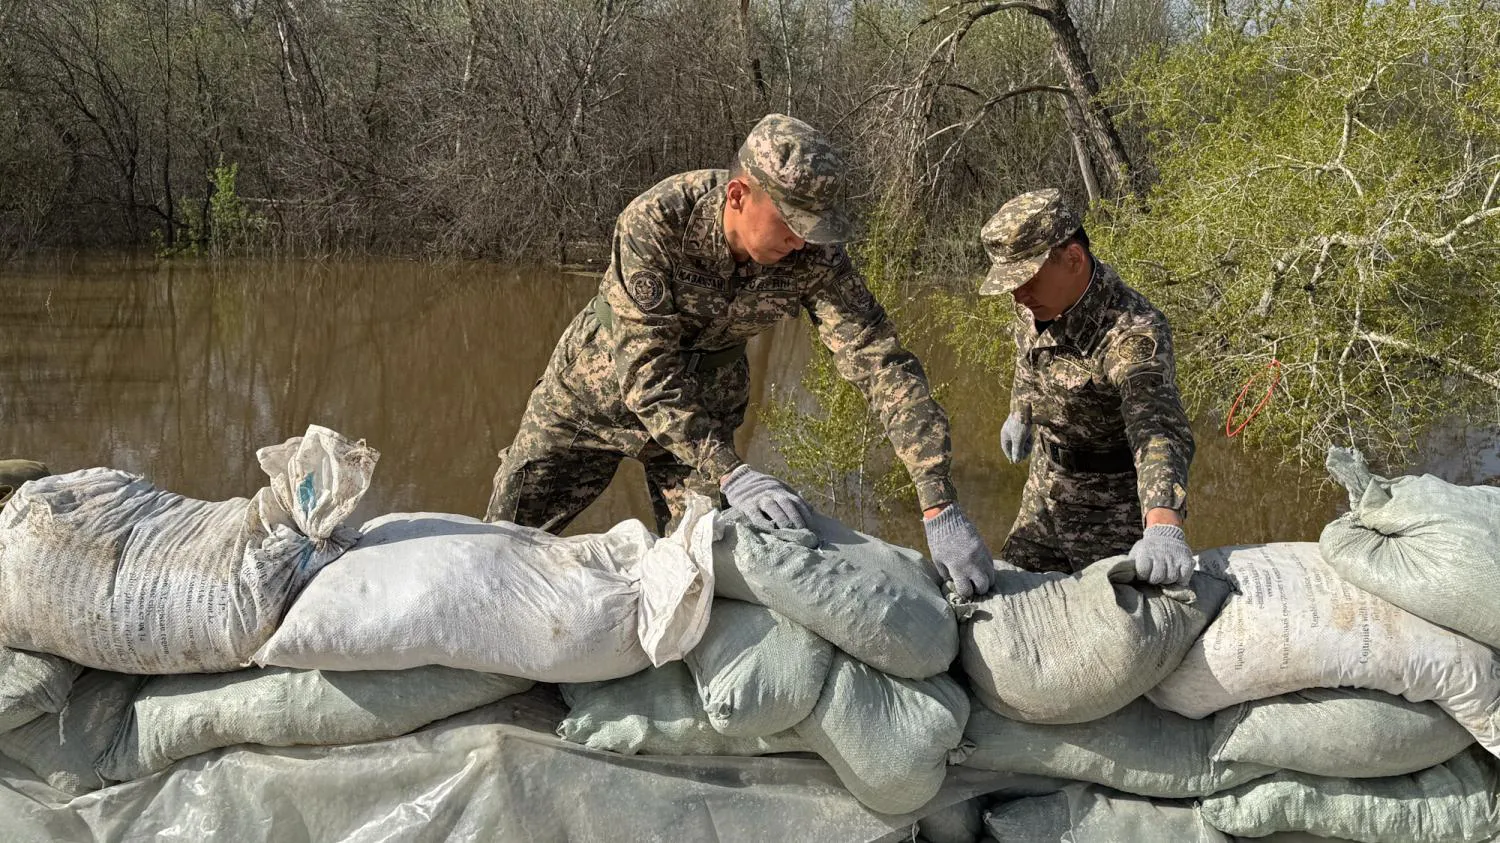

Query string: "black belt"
[1040, 439, 1135, 474]
[592, 296, 747, 373]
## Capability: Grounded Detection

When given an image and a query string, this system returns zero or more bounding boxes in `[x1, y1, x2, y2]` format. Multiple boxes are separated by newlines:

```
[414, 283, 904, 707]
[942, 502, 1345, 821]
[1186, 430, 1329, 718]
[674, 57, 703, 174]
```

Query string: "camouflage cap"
[978, 188, 1082, 295]
[736, 113, 855, 244]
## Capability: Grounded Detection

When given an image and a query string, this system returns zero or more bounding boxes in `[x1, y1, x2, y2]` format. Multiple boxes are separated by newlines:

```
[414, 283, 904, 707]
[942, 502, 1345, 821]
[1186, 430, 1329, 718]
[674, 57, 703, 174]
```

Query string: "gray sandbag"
[1212, 688, 1476, 778]
[917, 797, 983, 843]
[712, 510, 956, 680]
[1149, 543, 1500, 757]
[963, 697, 1272, 798]
[0, 648, 80, 733]
[0, 427, 376, 674]
[683, 599, 832, 738]
[961, 556, 1230, 723]
[0, 670, 142, 795]
[984, 783, 1231, 842]
[559, 662, 806, 756]
[794, 652, 969, 815]
[1320, 445, 1500, 648]
[99, 666, 533, 781]
[1201, 746, 1500, 843]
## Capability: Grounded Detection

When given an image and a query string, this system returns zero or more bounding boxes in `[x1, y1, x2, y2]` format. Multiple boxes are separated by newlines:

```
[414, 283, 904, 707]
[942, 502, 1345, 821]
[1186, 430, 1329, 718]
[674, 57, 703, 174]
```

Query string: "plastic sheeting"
[0, 687, 1062, 843]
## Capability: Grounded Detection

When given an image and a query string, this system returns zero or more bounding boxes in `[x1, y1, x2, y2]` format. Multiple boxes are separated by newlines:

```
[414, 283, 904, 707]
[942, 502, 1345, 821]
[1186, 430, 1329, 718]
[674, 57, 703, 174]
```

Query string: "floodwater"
[1, 255, 1490, 553]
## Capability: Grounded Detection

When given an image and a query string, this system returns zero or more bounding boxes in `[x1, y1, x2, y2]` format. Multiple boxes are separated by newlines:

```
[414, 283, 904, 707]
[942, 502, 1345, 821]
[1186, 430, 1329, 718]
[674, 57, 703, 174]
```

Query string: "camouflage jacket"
[1010, 260, 1194, 513]
[591, 169, 955, 509]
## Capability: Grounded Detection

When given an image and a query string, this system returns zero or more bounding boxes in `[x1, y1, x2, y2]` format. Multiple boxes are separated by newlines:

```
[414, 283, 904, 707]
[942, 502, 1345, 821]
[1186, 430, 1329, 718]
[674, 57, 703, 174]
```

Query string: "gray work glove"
[721, 465, 812, 532]
[923, 503, 995, 599]
[1129, 524, 1195, 585]
[1000, 412, 1033, 464]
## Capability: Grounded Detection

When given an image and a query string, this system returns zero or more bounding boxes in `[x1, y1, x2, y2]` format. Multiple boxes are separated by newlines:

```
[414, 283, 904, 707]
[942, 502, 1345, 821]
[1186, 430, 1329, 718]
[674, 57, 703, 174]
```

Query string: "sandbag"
[794, 652, 968, 815]
[712, 510, 956, 680]
[0, 426, 375, 673]
[963, 697, 1272, 798]
[984, 784, 1231, 842]
[961, 556, 1229, 724]
[1201, 747, 1500, 843]
[1149, 543, 1500, 756]
[0, 649, 80, 733]
[558, 662, 806, 756]
[0, 670, 141, 795]
[916, 797, 983, 843]
[257, 498, 715, 682]
[1213, 688, 1476, 778]
[684, 599, 831, 738]
[1320, 446, 1500, 648]
[99, 666, 533, 781]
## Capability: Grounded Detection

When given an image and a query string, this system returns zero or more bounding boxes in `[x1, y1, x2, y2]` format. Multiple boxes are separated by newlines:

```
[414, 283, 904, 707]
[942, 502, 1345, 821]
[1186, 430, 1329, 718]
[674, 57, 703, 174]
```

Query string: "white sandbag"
[0, 426, 375, 674]
[558, 662, 806, 756]
[0, 670, 142, 795]
[1321, 445, 1500, 648]
[963, 697, 1272, 798]
[794, 652, 969, 815]
[0, 649, 80, 733]
[1212, 688, 1475, 778]
[962, 556, 1229, 724]
[684, 599, 831, 738]
[1201, 747, 1500, 843]
[984, 783, 1231, 842]
[99, 666, 533, 781]
[1149, 543, 1500, 756]
[712, 510, 956, 680]
[257, 498, 715, 682]
[916, 797, 983, 843]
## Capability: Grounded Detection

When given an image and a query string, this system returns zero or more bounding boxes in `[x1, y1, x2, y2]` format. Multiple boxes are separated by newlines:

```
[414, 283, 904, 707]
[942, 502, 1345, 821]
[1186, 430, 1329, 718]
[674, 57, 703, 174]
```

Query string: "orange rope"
[1225, 359, 1282, 438]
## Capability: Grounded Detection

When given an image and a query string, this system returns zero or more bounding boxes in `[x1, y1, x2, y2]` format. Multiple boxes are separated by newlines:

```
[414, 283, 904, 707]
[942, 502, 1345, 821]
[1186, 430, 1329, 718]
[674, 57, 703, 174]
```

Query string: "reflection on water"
[9, 254, 1479, 554]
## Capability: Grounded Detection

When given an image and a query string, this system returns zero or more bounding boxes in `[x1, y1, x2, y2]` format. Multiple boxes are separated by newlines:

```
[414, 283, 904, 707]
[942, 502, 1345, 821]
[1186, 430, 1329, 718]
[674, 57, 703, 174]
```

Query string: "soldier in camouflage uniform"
[979, 189, 1196, 584]
[485, 113, 997, 597]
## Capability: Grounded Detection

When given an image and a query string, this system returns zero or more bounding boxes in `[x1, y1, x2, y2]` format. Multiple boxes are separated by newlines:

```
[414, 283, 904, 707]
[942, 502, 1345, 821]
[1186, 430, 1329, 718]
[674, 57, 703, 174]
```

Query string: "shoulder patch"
[625, 269, 669, 313]
[1116, 332, 1157, 366]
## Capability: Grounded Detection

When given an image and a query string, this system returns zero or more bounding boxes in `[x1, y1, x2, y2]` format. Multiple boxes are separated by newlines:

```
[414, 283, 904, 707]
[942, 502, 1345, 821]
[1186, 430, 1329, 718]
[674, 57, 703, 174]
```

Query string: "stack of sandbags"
[961, 556, 1230, 724]
[255, 496, 716, 682]
[0, 671, 142, 795]
[560, 510, 970, 815]
[0, 426, 377, 674]
[1148, 542, 1500, 755]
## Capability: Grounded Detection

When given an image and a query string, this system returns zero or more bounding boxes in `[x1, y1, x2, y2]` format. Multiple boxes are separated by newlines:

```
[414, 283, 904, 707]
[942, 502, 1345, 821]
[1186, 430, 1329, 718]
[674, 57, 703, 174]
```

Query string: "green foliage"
[156, 161, 267, 259]
[1093, 0, 1500, 469]
[762, 200, 926, 521]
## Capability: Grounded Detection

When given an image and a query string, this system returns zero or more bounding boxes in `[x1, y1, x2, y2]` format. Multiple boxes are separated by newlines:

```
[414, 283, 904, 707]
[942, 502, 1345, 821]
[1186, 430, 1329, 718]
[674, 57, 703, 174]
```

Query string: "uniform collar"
[1021, 259, 1118, 354]
[681, 185, 739, 278]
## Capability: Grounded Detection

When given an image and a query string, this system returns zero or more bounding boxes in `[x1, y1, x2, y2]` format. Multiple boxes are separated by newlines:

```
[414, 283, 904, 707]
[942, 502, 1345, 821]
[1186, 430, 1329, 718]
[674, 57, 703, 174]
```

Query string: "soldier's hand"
[721, 465, 813, 532]
[1129, 524, 1195, 585]
[923, 504, 995, 600]
[1000, 412, 1033, 463]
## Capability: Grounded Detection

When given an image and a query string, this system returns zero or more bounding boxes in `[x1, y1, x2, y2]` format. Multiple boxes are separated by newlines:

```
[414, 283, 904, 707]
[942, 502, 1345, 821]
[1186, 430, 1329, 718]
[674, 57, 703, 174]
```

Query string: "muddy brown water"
[0, 254, 1362, 553]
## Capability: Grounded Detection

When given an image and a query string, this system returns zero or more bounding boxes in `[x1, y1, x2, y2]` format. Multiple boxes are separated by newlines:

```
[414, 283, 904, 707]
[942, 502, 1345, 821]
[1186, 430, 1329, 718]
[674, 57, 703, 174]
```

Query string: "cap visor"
[780, 203, 856, 245]
[979, 255, 1046, 296]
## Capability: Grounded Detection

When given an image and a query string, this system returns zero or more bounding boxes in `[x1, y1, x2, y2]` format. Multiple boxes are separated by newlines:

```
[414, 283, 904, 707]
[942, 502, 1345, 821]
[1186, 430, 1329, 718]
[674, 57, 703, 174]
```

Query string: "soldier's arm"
[599, 201, 742, 482]
[801, 247, 956, 510]
[1105, 315, 1195, 519]
[1010, 307, 1039, 416]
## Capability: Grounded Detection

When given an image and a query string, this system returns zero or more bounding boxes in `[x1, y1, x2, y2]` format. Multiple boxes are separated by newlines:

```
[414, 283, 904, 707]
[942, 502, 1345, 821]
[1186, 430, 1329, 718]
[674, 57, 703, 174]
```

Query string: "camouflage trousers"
[999, 451, 1143, 574]
[485, 309, 745, 535]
